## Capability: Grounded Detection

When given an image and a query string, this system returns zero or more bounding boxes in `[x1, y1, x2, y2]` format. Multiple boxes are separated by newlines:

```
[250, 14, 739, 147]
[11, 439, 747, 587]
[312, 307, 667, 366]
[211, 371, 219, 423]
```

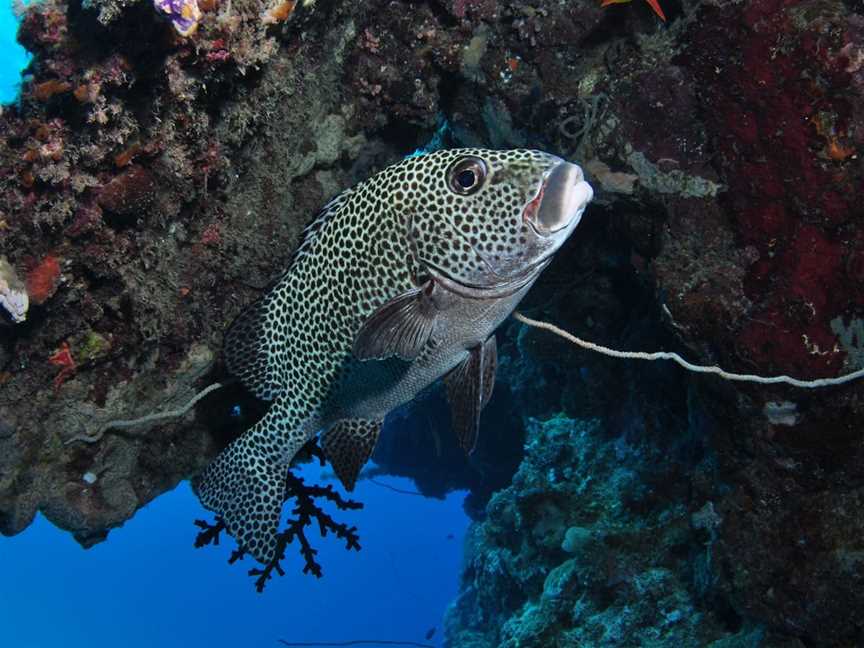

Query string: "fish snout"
[530, 162, 594, 235]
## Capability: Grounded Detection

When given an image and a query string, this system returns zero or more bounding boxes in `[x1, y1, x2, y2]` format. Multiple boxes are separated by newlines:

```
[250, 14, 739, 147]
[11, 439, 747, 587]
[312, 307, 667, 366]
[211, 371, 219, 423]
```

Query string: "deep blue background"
[0, 462, 469, 648]
[0, 7, 469, 646]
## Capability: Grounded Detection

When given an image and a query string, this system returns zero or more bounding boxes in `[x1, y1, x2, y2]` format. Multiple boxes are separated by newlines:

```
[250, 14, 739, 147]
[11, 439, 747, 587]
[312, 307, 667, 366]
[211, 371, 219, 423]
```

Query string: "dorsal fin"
[223, 282, 288, 401]
[290, 189, 354, 265]
[223, 189, 353, 400]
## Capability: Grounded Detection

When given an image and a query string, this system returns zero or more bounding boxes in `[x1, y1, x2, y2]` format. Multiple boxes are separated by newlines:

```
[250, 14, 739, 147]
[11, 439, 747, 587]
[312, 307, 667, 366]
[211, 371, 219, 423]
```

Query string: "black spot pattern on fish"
[321, 419, 381, 492]
[195, 148, 572, 562]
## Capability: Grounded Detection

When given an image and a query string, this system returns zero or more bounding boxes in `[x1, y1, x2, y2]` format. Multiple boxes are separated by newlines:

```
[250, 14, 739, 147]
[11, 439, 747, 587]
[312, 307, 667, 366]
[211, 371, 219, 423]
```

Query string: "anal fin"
[444, 335, 497, 454]
[321, 419, 382, 491]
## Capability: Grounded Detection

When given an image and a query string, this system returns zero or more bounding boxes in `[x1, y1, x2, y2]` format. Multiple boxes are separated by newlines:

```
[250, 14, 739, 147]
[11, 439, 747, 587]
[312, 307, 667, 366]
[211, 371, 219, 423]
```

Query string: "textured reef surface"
[1, 0, 863, 643]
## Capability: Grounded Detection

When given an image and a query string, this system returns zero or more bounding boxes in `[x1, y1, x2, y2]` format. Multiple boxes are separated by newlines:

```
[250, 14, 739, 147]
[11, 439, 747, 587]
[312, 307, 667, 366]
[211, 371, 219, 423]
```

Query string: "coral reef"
[444, 413, 750, 647]
[0, 0, 862, 639]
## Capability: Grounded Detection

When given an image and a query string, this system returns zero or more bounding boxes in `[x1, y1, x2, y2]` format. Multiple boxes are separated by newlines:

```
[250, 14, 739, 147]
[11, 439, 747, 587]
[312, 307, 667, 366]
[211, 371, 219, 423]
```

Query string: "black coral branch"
[194, 443, 363, 592]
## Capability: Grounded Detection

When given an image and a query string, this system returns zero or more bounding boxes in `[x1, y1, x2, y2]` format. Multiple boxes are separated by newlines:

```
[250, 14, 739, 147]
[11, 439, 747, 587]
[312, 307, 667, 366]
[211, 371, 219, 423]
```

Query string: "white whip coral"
[513, 311, 864, 388]
[0, 257, 28, 324]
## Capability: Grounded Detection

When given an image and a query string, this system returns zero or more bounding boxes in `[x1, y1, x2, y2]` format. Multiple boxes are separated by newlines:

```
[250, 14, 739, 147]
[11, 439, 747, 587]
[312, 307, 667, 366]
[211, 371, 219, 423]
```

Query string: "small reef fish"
[195, 148, 594, 562]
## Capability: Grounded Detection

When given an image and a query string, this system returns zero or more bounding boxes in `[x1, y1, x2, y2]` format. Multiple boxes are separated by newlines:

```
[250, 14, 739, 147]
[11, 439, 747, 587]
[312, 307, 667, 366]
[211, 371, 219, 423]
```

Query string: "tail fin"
[194, 435, 286, 563]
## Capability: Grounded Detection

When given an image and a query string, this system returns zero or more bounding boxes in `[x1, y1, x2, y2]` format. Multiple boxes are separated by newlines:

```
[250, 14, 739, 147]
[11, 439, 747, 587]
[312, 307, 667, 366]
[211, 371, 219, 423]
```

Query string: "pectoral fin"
[352, 285, 437, 361]
[445, 336, 497, 454]
[321, 418, 383, 491]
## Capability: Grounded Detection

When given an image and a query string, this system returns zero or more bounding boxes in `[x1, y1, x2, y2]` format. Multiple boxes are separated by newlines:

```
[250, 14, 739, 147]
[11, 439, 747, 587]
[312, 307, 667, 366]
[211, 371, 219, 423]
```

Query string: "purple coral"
[153, 0, 202, 37]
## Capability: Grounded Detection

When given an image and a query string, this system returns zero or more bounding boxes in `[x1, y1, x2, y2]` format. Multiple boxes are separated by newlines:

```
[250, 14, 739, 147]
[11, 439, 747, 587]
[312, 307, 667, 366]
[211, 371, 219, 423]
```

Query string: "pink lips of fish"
[523, 161, 594, 235]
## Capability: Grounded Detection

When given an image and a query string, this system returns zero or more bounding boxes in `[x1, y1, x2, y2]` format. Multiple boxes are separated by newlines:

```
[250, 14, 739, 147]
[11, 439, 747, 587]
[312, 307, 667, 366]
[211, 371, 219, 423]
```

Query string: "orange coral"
[114, 142, 142, 168]
[33, 80, 72, 101]
[26, 256, 61, 305]
[34, 125, 53, 141]
[826, 138, 856, 161]
[263, 0, 295, 24]
[73, 83, 100, 104]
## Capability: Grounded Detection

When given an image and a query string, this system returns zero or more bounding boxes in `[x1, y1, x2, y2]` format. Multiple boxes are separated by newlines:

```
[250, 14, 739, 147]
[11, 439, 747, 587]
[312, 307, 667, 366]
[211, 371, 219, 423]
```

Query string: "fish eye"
[447, 157, 487, 195]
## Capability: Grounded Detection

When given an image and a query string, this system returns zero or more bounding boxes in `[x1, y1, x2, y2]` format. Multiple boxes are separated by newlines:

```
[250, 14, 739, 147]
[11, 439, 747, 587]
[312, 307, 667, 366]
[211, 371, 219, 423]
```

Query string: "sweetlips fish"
[195, 148, 594, 562]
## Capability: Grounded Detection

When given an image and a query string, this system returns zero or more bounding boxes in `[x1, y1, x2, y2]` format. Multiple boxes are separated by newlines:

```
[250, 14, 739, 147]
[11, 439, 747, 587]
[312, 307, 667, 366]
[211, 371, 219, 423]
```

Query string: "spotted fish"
[195, 148, 594, 562]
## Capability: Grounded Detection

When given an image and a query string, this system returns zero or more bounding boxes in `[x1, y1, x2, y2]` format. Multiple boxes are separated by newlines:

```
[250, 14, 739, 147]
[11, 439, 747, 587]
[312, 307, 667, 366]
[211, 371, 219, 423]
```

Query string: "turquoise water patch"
[0, 0, 32, 104]
[406, 116, 450, 158]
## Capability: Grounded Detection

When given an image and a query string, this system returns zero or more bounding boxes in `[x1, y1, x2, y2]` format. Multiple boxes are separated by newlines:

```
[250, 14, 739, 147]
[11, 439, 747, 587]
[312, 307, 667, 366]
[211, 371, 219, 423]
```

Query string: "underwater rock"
[96, 165, 157, 225]
[0, 0, 381, 548]
[444, 414, 749, 647]
[0, 343, 218, 542]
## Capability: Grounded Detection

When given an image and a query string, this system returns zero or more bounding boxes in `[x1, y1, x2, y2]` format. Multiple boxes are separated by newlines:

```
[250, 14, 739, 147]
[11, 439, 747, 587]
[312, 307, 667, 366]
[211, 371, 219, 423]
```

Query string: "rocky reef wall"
[1, 0, 863, 643]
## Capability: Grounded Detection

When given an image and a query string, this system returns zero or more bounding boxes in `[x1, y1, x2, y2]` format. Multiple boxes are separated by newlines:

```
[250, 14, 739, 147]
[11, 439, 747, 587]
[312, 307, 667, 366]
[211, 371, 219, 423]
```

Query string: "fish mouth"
[425, 257, 551, 300]
[523, 160, 593, 237]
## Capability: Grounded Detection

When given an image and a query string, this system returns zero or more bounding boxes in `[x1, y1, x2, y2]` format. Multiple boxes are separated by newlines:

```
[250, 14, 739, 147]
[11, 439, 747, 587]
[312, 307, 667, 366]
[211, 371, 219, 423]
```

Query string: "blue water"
[0, 461, 469, 648]
[0, 1, 30, 103]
